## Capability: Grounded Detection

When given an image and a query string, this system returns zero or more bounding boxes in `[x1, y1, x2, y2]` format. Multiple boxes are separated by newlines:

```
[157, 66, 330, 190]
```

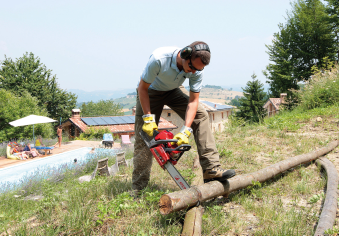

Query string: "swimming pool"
[0, 147, 118, 191]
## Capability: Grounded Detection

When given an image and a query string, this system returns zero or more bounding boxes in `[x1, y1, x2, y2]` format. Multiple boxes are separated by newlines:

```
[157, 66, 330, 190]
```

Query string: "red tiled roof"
[68, 117, 177, 133]
[263, 98, 282, 110]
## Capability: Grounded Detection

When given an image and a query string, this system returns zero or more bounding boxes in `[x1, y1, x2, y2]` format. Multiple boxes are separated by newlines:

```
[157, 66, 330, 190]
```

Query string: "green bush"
[0, 89, 54, 142]
[77, 127, 111, 140]
[295, 64, 339, 110]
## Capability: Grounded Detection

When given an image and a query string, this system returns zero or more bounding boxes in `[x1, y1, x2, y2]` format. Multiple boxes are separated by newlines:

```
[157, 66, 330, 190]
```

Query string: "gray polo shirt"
[139, 46, 203, 93]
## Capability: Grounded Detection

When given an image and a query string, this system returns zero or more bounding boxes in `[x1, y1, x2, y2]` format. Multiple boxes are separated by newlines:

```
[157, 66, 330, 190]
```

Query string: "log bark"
[159, 140, 339, 215]
[181, 155, 204, 236]
[314, 157, 339, 236]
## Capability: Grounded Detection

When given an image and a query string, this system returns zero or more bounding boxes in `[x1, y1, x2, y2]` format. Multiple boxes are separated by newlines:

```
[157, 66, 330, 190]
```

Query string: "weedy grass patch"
[1, 103, 338, 234]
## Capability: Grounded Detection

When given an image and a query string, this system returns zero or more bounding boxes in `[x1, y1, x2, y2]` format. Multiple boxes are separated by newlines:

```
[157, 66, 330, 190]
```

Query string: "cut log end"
[159, 194, 173, 215]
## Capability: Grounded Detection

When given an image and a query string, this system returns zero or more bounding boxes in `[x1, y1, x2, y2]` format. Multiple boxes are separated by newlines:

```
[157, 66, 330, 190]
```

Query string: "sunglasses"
[188, 59, 204, 71]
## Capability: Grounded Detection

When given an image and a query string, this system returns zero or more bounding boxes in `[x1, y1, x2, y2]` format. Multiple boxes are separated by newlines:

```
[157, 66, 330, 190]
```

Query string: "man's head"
[180, 41, 211, 73]
[188, 41, 211, 65]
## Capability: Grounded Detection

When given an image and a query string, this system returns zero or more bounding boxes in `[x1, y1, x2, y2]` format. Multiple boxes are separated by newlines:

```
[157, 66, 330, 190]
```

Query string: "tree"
[264, 0, 336, 97]
[0, 89, 54, 141]
[263, 23, 299, 98]
[0, 52, 77, 122]
[325, 0, 339, 60]
[235, 74, 267, 123]
[227, 96, 242, 107]
[79, 100, 124, 117]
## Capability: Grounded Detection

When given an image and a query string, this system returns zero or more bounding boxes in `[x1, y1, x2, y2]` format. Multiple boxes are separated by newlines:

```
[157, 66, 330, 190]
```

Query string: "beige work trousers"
[132, 86, 221, 191]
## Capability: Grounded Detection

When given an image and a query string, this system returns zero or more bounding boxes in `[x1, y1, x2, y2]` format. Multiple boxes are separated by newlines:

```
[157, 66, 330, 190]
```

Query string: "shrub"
[77, 127, 111, 140]
[293, 63, 339, 110]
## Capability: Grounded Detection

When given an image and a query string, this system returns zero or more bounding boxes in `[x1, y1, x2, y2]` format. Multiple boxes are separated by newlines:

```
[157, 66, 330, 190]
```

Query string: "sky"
[0, 0, 296, 92]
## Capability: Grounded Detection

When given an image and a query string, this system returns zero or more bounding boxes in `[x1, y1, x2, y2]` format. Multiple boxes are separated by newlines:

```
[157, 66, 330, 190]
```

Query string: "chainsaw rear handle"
[164, 144, 191, 153]
[140, 130, 178, 148]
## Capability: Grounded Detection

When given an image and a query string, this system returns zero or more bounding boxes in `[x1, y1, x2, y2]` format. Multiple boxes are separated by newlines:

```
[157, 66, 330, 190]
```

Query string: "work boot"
[203, 166, 236, 183]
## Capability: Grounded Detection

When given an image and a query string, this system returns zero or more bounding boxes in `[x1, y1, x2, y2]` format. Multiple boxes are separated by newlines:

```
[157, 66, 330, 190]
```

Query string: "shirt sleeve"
[141, 54, 161, 84]
[189, 71, 203, 93]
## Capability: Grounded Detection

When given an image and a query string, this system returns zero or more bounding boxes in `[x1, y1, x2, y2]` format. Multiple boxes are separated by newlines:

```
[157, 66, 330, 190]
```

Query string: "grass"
[1, 103, 339, 234]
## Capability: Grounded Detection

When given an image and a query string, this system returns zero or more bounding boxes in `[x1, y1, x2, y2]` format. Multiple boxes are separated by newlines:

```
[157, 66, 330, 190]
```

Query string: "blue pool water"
[0, 147, 118, 190]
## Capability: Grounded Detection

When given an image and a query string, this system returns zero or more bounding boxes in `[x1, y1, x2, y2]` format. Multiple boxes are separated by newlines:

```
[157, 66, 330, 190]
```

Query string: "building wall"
[161, 110, 183, 135]
[161, 109, 231, 134]
[266, 103, 278, 117]
[209, 111, 229, 133]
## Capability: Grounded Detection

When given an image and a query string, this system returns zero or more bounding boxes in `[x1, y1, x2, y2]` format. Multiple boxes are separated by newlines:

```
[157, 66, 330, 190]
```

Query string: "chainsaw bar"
[164, 161, 190, 190]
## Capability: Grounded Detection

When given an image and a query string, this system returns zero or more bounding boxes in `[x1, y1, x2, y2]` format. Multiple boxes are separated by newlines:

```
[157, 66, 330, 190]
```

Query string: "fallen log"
[181, 155, 204, 236]
[159, 140, 339, 215]
[314, 157, 339, 236]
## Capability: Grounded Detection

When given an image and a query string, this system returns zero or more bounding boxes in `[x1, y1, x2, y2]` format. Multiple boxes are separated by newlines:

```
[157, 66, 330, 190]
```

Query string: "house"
[263, 93, 287, 117]
[160, 100, 234, 134]
[61, 109, 177, 139]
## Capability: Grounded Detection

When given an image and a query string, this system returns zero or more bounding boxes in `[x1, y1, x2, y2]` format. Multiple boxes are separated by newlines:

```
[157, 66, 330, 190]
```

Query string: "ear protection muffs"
[180, 44, 210, 60]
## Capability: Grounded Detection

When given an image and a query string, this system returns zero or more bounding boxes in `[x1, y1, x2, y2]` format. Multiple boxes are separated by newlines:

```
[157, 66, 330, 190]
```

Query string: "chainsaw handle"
[152, 139, 178, 146]
[164, 144, 191, 152]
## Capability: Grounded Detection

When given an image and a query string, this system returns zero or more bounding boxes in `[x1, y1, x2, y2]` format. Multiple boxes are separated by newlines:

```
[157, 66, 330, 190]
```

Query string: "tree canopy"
[325, 0, 339, 60]
[235, 74, 267, 123]
[0, 52, 77, 122]
[0, 89, 54, 141]
[264, 0, 336, 97]
[79, 100, 124, 117]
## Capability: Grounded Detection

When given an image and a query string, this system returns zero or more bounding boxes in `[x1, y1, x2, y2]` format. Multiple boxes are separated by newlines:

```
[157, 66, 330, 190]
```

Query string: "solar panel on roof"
[110, 116, 125, 124]
[102, 117, 118, 125]
[81, 118, 98, 126]
[120, 116, 134, 124]
[82, 116, 138, 126]
[201, 101, 232, 110]
[130, 116, 135, 122]
[92, 117, 108, 125]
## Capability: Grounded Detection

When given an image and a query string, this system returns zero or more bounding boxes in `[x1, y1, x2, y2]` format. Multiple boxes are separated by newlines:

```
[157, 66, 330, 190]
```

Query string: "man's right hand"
[142, 114, 158, 136]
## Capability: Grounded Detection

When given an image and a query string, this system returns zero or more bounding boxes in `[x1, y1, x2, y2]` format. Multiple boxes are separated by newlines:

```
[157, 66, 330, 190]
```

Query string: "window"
[167, 112, 171, 117]
[213, 114, 215, 121]
[222, 112, 224, 119]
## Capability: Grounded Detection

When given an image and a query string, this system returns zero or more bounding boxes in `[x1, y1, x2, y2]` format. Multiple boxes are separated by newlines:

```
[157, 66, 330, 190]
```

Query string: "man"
[54, 125, 63, 148]
[132, 41, 236, 193]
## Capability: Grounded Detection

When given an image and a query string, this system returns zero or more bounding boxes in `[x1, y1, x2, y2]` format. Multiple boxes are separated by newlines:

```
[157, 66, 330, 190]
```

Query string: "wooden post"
[159, 140, 339, 215]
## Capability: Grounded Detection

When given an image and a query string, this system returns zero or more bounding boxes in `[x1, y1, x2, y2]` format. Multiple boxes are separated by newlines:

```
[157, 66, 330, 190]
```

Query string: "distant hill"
[199, 87, 243, 102]
[71, 86, 244, 115]
[68, 89, 135, 103]
[221, 83, 270, 93]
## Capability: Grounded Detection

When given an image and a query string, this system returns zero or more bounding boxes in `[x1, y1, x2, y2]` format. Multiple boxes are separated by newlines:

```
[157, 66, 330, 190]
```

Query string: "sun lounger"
[102, 133, 114, 148]
[35, 146, 54, 156]
[121, 135, 132, 146]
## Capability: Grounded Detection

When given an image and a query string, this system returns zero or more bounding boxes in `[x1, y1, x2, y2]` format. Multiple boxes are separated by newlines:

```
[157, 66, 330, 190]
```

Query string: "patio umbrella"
[9, 115, 57, 142]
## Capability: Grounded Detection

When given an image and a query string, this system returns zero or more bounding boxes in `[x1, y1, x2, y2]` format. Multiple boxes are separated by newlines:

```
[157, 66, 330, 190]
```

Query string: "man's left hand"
[171, 126, 193, 146]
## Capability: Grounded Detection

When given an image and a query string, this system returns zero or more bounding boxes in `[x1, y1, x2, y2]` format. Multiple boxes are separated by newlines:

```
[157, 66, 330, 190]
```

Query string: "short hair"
[189, 41, 211, 65]
[58, 125, 62, 129]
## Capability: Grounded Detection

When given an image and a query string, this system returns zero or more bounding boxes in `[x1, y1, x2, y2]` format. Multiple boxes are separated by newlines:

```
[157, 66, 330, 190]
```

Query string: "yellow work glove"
[171, 126, 193, 146]
[142, 114, 158, 136]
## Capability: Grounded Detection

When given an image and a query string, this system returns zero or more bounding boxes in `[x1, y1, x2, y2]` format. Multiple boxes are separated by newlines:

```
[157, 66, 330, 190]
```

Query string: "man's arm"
[185, 91, 200, 127]
[138, 79, 152, 115]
